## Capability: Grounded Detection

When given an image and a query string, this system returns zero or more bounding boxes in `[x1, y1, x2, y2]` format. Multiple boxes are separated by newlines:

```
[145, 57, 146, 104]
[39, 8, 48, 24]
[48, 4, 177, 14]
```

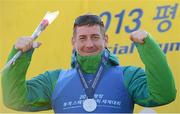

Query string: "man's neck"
[76, 52, 102, 74]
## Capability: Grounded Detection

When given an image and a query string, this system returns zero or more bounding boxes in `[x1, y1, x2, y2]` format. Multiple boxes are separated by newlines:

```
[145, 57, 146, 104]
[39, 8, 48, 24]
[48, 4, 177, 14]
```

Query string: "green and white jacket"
[1, 34, 176, 111]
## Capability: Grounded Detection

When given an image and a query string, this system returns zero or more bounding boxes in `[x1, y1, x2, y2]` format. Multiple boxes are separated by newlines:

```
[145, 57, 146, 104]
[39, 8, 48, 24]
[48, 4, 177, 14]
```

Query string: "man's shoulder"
[120, 66, 146, 89]
[121, 65, 145, 77]
[29, 69, 61, 84]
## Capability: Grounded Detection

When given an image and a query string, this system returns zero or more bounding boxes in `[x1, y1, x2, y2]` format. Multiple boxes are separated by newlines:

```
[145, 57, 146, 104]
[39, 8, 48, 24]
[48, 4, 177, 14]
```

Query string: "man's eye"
[92, 36, 100, 40]
[79, 37, 85, 40]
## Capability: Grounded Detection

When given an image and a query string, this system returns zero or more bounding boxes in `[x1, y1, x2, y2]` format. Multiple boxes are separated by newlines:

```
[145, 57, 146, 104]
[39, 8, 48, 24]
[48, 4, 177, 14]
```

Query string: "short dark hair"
[74, 14, 104, 27]
[73, 14, 105, 37]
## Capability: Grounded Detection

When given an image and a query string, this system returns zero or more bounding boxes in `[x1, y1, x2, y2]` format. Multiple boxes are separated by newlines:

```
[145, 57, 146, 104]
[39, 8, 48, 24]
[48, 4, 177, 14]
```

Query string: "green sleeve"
[1, 48, 60, 111]
[123, 34, 176, 107]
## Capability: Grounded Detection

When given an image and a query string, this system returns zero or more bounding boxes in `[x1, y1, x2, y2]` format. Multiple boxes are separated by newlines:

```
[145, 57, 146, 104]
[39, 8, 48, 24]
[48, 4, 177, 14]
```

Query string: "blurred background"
[0, 0, 179, 113]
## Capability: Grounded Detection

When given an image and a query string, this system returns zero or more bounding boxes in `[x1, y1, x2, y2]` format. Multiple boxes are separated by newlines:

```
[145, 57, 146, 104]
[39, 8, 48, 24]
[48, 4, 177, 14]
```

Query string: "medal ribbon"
[76, 50, 109, 99]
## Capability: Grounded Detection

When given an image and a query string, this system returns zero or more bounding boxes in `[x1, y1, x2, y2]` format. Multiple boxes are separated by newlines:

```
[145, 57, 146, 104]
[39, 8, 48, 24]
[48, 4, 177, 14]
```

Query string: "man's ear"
[104, 34, 108, 47]
[71, 37, 75, 47]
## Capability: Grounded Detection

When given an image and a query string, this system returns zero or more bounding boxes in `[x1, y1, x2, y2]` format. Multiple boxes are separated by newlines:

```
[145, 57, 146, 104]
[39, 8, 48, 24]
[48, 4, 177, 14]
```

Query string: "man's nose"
[86, 39, 94, 48]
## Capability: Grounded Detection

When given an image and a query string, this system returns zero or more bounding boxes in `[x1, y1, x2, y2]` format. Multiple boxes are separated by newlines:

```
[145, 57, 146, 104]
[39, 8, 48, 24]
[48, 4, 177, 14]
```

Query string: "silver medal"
[83, 99, 97, 112]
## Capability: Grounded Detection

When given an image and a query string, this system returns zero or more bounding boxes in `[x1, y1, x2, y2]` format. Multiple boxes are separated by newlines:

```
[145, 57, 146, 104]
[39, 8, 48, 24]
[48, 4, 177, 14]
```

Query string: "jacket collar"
[71, 48, 119, 68]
